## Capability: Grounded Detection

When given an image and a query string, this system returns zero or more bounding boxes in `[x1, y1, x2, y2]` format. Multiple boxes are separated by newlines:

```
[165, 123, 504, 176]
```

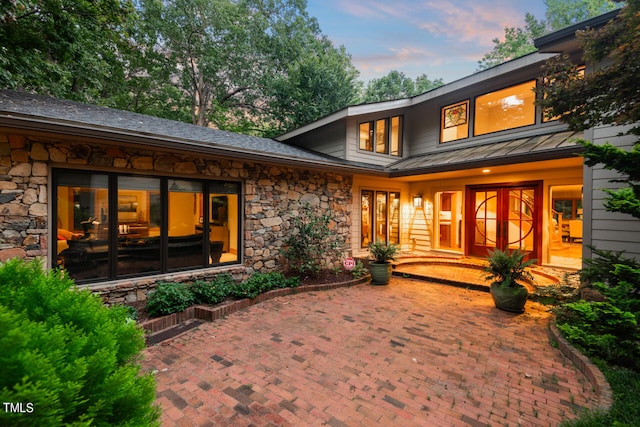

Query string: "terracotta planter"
[490, 282, 528, 313]
[369, 262, 392, 285]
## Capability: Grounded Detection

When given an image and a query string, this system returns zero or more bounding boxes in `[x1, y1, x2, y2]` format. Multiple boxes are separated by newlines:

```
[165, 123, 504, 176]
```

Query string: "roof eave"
[534, 8, 621, 53]
[0, 114, 386, 175]
[387, 146, 585, 178]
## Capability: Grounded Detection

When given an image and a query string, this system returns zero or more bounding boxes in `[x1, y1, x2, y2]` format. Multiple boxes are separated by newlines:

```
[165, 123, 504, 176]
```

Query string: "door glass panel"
[168, 179, 204, 270]
[389, 192, 400, 245]
[117, 176, 161, 276]
[508, 189, 535, 251]
[361, 191, 374, 247]
[56, 172, 109, 281]
[474, 191, 497, 248]
[376, 192, 388, 243]
[436, 191, 462, 250]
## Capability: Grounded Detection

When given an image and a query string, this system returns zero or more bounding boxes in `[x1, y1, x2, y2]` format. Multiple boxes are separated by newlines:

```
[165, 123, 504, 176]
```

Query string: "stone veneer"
[0, 132, 353, 304]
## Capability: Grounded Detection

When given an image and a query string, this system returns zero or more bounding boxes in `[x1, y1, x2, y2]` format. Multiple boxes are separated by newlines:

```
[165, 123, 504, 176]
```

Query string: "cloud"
[419, 1, 525, 46]
[339, 0, 418, 20]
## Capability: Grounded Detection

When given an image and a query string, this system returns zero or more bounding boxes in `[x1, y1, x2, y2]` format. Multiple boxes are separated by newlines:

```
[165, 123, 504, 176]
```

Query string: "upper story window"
[441, 101, 469, 143]
[359, 115, 403, 156]
[474, 80, 536, 136]
[542, 65, 585, 123]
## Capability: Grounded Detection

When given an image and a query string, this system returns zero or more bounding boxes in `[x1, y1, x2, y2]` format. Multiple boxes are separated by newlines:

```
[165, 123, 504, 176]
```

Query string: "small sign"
[343, 257, 356, 271]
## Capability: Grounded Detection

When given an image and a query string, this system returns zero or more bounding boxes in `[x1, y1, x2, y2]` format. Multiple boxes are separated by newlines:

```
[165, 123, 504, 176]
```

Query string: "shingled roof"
[0, 90, 381, 173]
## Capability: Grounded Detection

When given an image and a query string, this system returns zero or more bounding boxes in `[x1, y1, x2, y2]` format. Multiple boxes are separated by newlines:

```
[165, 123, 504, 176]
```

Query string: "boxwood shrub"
[0, 258, 159, 426]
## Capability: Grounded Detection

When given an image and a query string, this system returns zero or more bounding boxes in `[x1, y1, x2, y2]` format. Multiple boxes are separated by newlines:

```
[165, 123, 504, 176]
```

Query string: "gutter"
[0, 114, 387, 176]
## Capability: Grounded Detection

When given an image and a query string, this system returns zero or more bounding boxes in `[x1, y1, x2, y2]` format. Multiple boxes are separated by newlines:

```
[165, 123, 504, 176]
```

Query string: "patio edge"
[547, 321, 614, 411]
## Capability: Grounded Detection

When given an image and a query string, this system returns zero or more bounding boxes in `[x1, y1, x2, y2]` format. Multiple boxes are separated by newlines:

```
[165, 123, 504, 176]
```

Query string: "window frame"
[361, 189, 400, 248]
[473, 80, 537, 137]
[358, 115, 403, 157]
[53, 168, 243, 284]
[440, 100, 470, 143]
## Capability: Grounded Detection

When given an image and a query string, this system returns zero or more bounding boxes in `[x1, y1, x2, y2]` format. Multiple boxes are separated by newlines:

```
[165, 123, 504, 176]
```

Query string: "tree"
[536, 0, 639, 219]
[360, 70, 444, 103]
[131, 0, 359, 136]
[0, 0, 136, 103]
[545, 0, 619, 30]
[477, 13, 547, 71]
[477, 0, 620, 71]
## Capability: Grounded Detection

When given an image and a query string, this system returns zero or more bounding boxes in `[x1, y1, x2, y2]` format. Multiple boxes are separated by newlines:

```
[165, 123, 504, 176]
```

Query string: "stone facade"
[0, 131, 353, 303]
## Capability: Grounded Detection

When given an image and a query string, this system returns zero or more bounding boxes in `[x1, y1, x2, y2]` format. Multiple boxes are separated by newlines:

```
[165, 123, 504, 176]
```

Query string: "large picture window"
[358, 115, 403, 156]
[474, 81, 536, 136]
[54, 169, 241, 284]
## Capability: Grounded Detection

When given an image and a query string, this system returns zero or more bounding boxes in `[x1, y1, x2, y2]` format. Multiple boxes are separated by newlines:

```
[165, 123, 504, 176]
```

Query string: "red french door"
[466, 182, 541, 262]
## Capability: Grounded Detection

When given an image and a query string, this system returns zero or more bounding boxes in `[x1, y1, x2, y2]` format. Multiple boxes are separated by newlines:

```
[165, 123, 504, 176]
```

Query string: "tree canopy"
[477, 0, 620, 71]
[0, 0, 360, 137]
[359, 70, 444, 103]
[0, 0, 135, 102]
[536, 0, 640, 219]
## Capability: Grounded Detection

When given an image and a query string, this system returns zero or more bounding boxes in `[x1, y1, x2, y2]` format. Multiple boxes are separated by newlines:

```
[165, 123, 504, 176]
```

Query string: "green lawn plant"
[282, 203, 346, 276]
[483, 247, 535, 288]
[554, 247, 640, 371]
[189, 274, 234, 305]
[0, 258, 159, 427]
[229, 272, 299, 299]
[145, 272, 300, 317]
[145, 282, 195, 317]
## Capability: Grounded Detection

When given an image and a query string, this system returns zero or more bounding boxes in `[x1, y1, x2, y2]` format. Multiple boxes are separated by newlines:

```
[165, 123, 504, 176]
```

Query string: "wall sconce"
[413, 194, 423, 208]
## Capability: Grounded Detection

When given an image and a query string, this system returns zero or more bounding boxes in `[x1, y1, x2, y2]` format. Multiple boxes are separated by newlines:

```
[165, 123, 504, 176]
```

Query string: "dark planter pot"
[490, 282, 528, 313]
[369, 262, 392, 285]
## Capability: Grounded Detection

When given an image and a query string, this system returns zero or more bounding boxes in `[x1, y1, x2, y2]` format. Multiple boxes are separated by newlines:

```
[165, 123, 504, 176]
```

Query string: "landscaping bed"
[132, 270, 369, 345]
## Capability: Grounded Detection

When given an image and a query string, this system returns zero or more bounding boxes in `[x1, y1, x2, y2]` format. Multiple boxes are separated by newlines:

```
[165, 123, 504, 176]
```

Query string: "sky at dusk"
[306, 0, 549, 84]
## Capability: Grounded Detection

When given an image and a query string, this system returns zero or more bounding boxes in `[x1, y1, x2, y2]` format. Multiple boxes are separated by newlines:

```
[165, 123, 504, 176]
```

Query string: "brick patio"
[141, 277, 604, 426]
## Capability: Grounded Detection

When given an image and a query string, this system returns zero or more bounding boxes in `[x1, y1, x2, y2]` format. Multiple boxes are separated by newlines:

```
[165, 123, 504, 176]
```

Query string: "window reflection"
[55, 172, 109, 281]
[117, 176, 162, 276]
[167, 180, 204, 270]
[55, 170, 242, 284]
[474, 81, 536, 136]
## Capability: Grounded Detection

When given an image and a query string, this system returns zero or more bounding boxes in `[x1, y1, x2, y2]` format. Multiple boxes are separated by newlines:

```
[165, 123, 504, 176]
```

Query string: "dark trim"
[534, 9, 621, 52]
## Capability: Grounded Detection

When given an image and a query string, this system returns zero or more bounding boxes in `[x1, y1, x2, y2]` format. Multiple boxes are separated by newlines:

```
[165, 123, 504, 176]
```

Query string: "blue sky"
[306, 0, 548, 84]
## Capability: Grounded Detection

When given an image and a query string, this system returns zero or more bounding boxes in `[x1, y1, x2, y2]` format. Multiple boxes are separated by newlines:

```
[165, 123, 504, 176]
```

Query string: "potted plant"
[483, 248, 536, 313]
[368, 240, 399, 285]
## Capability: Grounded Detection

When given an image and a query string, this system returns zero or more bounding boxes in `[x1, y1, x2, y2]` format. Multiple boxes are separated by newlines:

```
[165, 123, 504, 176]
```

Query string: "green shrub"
[555, 301, 640, 369]
[230, 272, 299, 299]
[282, 203, 346, 276]
[190, 274, 234, 305]
[0, 258, 159, 426]
[555, 247, 640, 370]
[146, 282, 194, 317]
[350, 261, 368, 279]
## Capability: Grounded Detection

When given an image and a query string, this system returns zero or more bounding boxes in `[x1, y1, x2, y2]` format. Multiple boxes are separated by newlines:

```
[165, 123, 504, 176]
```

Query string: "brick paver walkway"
[142, 278, 599, 426]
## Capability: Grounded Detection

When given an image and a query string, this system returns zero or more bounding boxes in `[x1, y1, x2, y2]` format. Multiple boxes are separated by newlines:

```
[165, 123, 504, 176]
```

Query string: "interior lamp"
[413, 194, 423, 208]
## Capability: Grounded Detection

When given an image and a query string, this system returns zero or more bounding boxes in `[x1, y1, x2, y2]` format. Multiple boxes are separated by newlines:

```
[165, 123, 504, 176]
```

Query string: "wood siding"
[588, 125, 640, 259]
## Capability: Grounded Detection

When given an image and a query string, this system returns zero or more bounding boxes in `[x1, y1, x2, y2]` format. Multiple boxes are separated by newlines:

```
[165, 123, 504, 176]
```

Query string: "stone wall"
[0, 131, 353, 303]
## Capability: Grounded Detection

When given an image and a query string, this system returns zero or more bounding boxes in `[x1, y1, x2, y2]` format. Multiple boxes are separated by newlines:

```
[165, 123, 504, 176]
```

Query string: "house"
[279, 9, 640, 268]
[1, 10, 637, 303]
[0, 90, 369, 302]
